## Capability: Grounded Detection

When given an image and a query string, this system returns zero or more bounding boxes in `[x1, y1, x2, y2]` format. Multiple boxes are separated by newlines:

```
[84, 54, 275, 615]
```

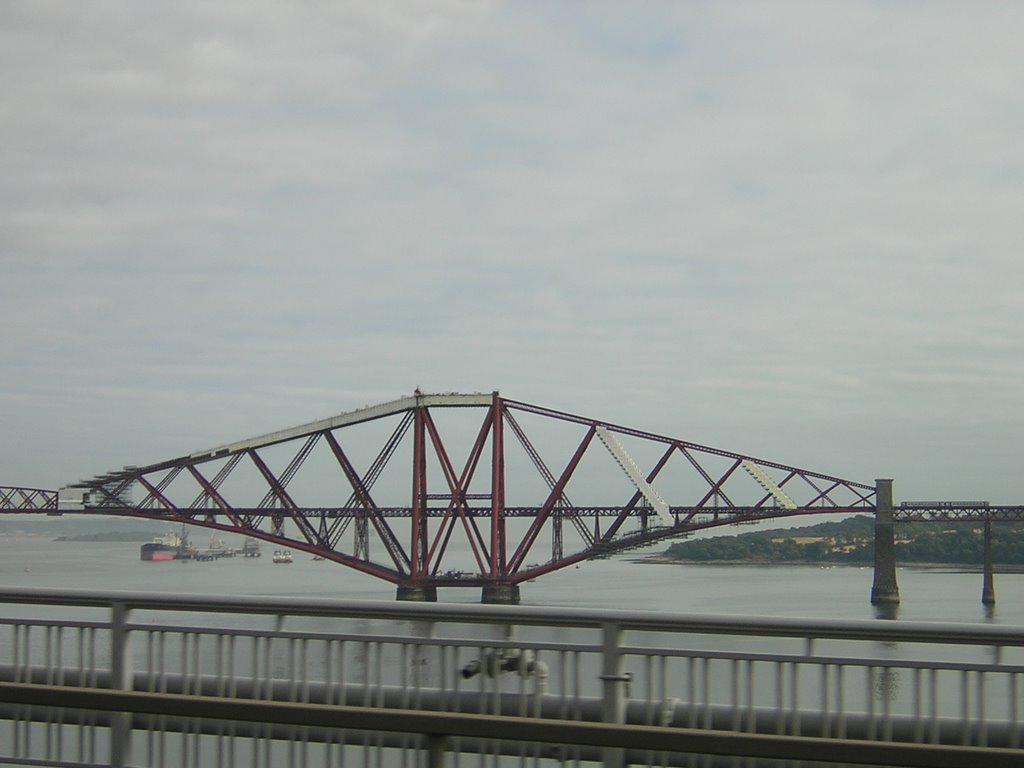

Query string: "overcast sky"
[2, 2, 1022, 506]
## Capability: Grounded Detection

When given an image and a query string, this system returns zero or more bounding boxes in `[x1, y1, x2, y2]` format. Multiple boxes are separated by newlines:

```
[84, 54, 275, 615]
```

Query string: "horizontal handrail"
[3, 587, 1023, 646]
[0, 681, 1020, 768]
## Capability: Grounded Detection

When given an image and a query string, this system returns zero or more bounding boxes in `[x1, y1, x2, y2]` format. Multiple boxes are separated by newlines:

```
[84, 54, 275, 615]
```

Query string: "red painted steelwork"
[2, 392, 884, 592]
[490, 393, 506, 579]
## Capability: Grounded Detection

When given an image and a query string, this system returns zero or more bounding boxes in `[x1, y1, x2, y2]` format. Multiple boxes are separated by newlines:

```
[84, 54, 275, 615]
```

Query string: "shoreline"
[634, 555, 1024, 572]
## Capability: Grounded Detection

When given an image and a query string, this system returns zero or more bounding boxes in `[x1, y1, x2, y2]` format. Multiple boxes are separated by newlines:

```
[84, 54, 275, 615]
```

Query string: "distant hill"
[53, 530, 159, 542]
[661, 515, 1024, 565]
[0, 516, 172, 541]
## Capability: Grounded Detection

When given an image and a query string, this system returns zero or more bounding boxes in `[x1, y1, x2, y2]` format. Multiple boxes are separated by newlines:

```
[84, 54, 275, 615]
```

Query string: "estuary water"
[0, 534, 1018, 625]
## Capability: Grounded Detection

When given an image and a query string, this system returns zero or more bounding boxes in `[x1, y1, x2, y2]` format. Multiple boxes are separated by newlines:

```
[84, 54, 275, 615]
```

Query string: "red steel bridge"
[2, 391, 1020, 602]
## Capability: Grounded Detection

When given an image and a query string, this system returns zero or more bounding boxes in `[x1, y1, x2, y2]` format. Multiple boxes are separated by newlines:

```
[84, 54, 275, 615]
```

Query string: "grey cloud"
[1, 2, 1022, 505]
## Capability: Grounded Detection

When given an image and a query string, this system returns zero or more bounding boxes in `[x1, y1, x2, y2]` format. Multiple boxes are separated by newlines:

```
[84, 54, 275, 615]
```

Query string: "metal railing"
[2, 587, 1023, 767]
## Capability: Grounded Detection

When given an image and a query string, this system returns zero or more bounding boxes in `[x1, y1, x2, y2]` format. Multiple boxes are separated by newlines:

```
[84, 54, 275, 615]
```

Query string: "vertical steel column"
[354, 513, 369, 561]
[399, 402, 436, 601]
[490, 392, 506, 580]
[482, 393, 518, 603]
[552, 511, 563, 561]
[982, 517, 996, 605]
[870, 479, 900, 605]
[411, 403, 428, 581]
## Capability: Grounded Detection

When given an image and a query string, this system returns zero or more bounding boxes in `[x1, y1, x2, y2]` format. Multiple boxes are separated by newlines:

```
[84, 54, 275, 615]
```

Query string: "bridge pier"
[396, 585, 438, 602]
[982, 518, 996, 605]
[481, 584, 520, 605]
[870, 478, 900, 605]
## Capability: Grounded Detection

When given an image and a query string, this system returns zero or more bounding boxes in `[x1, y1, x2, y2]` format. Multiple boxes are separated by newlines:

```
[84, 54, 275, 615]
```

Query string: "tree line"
[663, 515, 1024, 565]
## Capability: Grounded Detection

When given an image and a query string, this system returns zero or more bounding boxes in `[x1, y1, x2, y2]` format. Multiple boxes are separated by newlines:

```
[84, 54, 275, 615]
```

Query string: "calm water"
[0, 535, 1017, 625]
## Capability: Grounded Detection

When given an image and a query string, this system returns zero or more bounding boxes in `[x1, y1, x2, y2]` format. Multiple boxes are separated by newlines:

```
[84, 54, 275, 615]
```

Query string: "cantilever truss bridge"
[4, 392, 881, 598]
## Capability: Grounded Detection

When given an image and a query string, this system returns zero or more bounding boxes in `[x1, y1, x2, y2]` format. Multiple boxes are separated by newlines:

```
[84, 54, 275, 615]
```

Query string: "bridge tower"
[870, 478, 900, 605]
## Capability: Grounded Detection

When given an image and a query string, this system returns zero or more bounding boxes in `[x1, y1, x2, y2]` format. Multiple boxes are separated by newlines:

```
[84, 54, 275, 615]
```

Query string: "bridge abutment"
[870, 478, 900, 605]
[396, 585, 438, 602]
[481, 584, 520, 605]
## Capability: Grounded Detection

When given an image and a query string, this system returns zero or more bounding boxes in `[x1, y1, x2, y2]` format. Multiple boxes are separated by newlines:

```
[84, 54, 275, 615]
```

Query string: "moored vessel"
[140, 530, 184, 561]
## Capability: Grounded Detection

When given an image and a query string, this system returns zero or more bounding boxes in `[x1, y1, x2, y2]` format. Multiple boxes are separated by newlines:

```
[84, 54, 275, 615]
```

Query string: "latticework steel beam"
[3, 391, 882, 592]
[0, 487, 57, 512]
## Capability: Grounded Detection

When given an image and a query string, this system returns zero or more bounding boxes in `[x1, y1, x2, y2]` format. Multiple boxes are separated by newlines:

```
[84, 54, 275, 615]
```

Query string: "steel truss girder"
[323, 430, 409, 572]
[0, 486, 57, 511]
[10, 391, 881, 589]
[895, 506, 1024, 523]
[424, 405, 493, 577]
[68, 505, 877, 519]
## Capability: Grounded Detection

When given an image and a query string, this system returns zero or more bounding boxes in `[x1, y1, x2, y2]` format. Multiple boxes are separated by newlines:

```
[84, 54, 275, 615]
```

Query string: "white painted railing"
[1, 588, 1023, 767]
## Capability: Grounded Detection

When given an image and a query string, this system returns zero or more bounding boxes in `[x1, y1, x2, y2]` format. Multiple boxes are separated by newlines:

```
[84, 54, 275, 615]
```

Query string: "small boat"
[272, 549, 293, 564]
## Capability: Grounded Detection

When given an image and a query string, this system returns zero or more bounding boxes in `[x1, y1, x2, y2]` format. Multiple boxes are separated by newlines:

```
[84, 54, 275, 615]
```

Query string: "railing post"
[425, 733, 447, 768]
[109, 601, 133, 767]
[600, 622, 628, 768]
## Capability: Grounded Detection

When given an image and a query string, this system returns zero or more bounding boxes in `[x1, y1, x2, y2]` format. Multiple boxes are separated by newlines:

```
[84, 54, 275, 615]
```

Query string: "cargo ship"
[140, 529, 188, 561]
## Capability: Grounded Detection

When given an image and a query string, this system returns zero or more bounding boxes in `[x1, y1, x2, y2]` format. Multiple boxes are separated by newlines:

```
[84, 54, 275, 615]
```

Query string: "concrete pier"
[870, 478, 900, 605]
[982, 518, 996, 605]
[481, 584, 521, 605]
[396, 585, 438, 602]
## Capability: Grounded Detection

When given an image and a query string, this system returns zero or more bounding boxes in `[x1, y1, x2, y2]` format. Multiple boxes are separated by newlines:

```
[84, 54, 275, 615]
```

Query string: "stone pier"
[982, 518, 996, 605]
[870, 478, 900, 605]
[396, 585, 438, 602]
[481, 583, 521, 605]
